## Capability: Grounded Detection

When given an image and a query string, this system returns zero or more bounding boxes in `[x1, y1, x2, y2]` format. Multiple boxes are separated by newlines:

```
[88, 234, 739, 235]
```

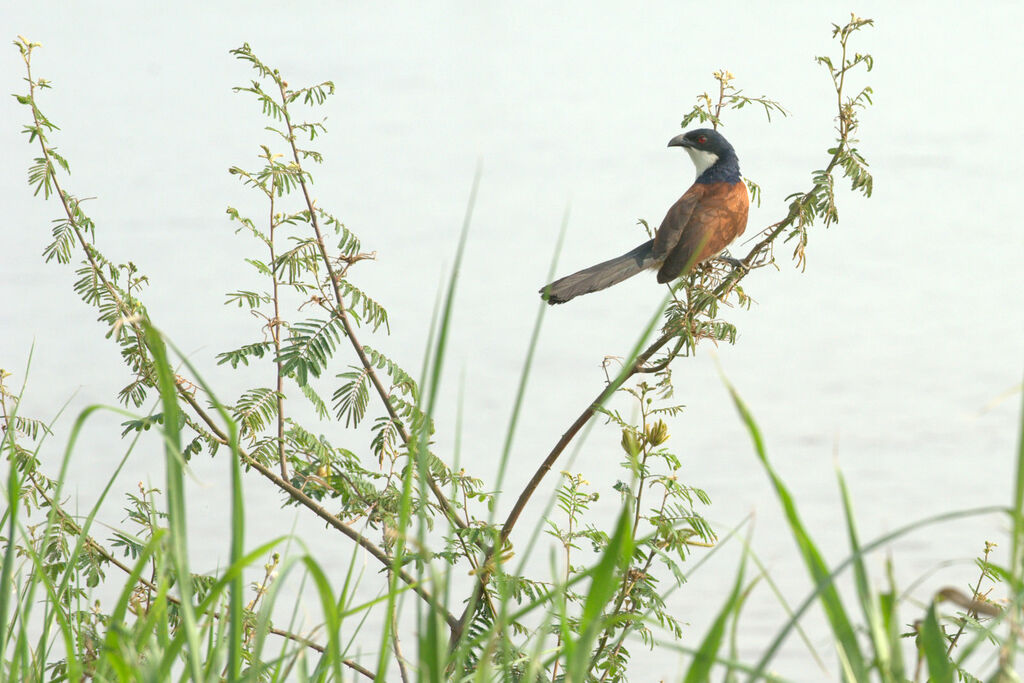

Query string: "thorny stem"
[274, 80, 467, 535]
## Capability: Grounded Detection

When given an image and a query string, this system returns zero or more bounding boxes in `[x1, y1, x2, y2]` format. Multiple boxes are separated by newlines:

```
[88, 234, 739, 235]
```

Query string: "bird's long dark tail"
[540, 240, 656, 304]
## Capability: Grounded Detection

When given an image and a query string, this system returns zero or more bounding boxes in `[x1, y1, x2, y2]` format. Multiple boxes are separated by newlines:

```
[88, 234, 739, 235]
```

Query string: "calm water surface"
[2, 2, 1022, 679]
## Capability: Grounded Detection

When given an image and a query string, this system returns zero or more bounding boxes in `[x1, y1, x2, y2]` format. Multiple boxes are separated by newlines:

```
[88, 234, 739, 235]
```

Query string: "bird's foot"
[716, 251, 746, 269]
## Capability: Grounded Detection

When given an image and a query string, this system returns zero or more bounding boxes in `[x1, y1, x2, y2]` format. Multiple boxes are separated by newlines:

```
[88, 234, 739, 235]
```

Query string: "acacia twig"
[177, 388, 461, 632]
[274, 80, 467, 536]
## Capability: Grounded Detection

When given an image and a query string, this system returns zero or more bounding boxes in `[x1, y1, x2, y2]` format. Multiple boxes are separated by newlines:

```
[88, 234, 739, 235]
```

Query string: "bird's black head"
[667, 128, 740, 183]
[667, 128, 735, 156]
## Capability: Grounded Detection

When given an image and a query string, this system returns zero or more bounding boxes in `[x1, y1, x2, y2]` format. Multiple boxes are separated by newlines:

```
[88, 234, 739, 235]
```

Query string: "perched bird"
[540, 128, 750, 304]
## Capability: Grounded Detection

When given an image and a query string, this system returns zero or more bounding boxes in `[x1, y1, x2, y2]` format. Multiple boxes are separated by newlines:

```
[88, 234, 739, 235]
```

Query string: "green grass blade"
[564, 502, 633, 681]
[0, 445, 21, 655]
[420, 601, 446, 683]
[920, 601, 954, 682]
[299, 556, 344, 682]
[226, 397, 245, 682]
[836, 466, 899, 679]
[1007, 375, 1024, 671]
[684, 528, 751, 683]
[721, 376, 866, 681]
[19, 402, 118, 682]
[879, 558, 906, 681]
[96, 529, 165, 674]
[738, 543, 829, 675]
[0, 353, 35, 655]
[160, 331, 249, 680]
[143, 321, 203, 681]
[754, 505, 1002, 679]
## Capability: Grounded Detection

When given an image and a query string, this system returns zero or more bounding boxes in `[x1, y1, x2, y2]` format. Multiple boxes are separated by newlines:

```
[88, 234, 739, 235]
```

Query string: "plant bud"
[646, 420, 669, 446]
[621, 428, 640, 455]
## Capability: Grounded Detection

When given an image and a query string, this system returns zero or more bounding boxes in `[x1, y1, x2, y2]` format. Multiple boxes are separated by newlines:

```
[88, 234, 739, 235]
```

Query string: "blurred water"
[2, 1, 1023, 679]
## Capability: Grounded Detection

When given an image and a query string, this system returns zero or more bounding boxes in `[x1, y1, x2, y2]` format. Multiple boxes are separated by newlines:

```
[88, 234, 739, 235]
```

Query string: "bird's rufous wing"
[656, 181, 749, 283]
[651, 183, 705, 262]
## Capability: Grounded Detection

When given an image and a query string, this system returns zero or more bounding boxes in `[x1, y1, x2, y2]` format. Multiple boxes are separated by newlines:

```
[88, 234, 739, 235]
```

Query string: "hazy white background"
[2, 2, 1022, 679]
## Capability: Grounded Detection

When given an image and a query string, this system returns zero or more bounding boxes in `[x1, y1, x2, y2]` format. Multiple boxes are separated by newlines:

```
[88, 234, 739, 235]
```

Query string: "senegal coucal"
[540, 128, 749, 304]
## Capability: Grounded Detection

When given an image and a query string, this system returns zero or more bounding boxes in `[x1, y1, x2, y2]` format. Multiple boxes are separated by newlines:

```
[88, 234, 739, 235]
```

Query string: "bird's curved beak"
[667, 133, 692, 148]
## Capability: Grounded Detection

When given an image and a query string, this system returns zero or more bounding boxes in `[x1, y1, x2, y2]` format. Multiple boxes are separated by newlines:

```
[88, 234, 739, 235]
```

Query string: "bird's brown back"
[655, 181, 749, 284]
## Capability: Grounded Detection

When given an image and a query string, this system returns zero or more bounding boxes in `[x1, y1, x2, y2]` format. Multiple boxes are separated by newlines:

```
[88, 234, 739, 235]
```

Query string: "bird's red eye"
[696, 135, 707, 144]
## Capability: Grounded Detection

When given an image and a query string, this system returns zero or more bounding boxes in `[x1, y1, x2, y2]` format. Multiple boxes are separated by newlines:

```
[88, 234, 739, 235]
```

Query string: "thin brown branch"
[268, 176, 288, 480]
[274, 81, 467, 534]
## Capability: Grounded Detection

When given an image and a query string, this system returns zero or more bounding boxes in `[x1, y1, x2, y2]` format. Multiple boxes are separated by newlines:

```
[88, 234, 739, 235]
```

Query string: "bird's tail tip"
[538, 286, 566, 305]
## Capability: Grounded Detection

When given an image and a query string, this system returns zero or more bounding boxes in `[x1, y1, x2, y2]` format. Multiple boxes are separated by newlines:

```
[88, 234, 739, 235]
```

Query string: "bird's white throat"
[685, 148, 719, 178]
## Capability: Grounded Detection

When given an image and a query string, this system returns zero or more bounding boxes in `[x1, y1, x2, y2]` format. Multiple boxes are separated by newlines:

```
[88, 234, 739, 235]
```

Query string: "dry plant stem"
[275, 82, 466, 534]
[178, 389, 461, 631]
